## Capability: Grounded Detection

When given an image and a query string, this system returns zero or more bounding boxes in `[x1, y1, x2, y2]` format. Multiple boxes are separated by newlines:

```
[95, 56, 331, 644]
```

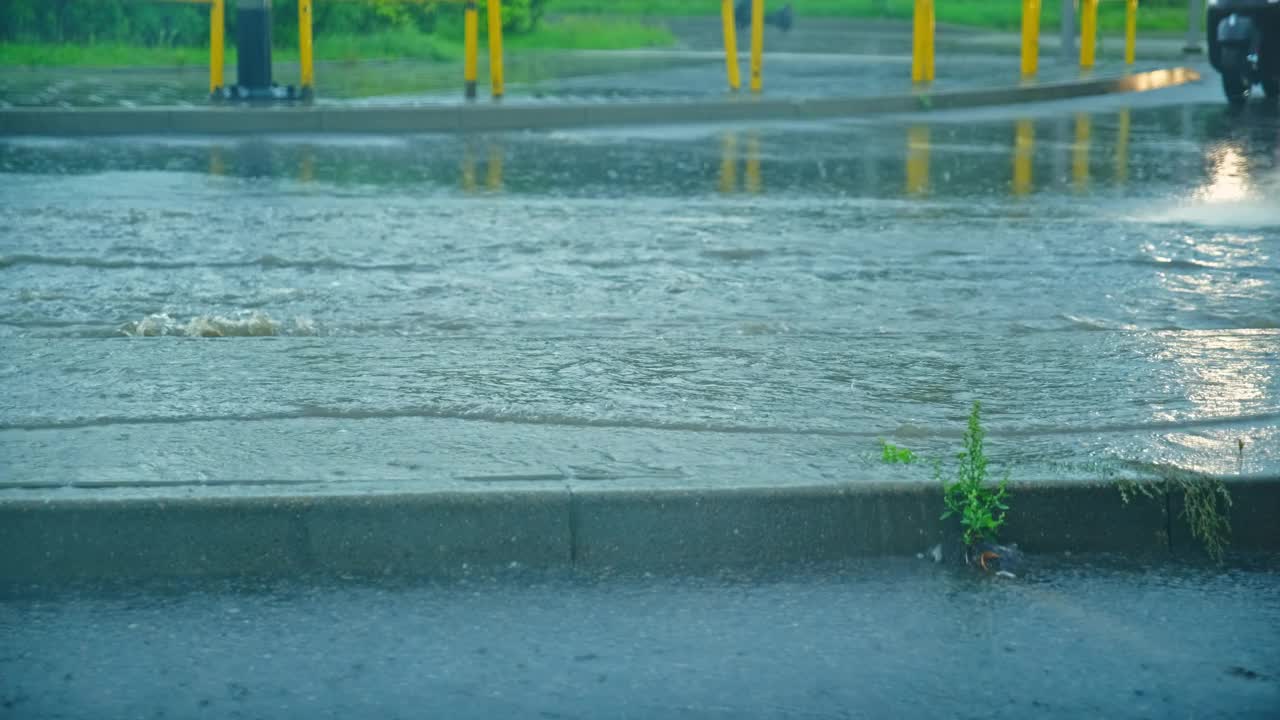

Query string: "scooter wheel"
[1263, 78, 1280, 102]
[1219, 47, 1251, 105]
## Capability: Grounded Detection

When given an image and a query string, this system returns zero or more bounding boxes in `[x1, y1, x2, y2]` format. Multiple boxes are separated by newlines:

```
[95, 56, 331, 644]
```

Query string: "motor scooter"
[1207, 0, 1280, 104]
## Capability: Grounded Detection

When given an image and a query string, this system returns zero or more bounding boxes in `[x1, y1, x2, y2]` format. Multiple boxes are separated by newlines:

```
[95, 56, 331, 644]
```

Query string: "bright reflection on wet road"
[0, 97, 1277, 493]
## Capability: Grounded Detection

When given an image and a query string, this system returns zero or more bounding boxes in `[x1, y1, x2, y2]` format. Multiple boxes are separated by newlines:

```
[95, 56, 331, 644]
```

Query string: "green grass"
[508, 17, 676, 50]
[551, 0, 1190, 34]
[0, 17, 675, 69]
[879, 440, 918, 465]
[0, 42, 218, 68]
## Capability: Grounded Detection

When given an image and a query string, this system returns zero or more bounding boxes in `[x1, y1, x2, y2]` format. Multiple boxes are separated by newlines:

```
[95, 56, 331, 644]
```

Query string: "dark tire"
[1263, 77, 1280, 102]
[1220, 47, 1251, 105]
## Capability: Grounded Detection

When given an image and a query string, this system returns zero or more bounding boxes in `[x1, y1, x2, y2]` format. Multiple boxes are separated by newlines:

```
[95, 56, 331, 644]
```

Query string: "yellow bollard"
[1013, 119, 1034, 196]
[486, 142, 503, 190]
[1124, 0, 1138, 65]
[299, 145, 314, 183]
[1021, 0, 1041, 77]
[721, 0, 741, 91]
[208, 146, 225, 176]
[209, 0, 224, 96]
[719, 132, 738, 193]
[461, 142, 477, 193]
[1073, 113, 1091, 190]
[464, 1, 479, 99]
[1115, 108, 1130, 185]
[745, 132, 762, 193]
[912, 0, 935, 84]
[488, 0, 505, 99]
[298, 0, 314, 96]
[906, 125, 930, 195]
[750, 0, 764, 93]
[1080, 0, 1098, 69]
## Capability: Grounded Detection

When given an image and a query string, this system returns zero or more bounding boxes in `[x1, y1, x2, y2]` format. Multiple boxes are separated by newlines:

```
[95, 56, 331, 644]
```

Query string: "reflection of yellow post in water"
[298, 0, 314, 95]
[299, 145, 314, 183]
[745, 132, 762, 193]
[488, 0, 505, 99]
[719, 132, 738, 193]
[912, 0, 935, 83]
[1013, 119, 1034, 196]
[906, 125, 930, 195]
[1021, 0, 1041, 77]
[1073, 113, 1091, 190]
[209, 146, 225, 176]
[461, 142, 477, 193]
[721, 0, 741, 91]
[464, 1, 479, 100]
[1124, 0, 1138, 65]
[1115, 108, 1130, 186]
[750, 0, 764, 92]
[1080, 0, 1099, 69]
[486, 141, 503, 191]
[209, 0, 225, 95]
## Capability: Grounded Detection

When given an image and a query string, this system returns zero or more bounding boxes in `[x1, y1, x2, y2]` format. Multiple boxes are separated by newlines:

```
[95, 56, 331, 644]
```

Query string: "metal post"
[1021, 0, 1041, 77]
[1184, 0, 1203, 53]
[298, 0, 313, 97]
[464, 1, 478, 99]
[1073, 113, 1091, 191]
[209, 0, 225, 96]
[750, 0, 764, 93]
[236, 0, 274, 95]
[721, 0, 741, 91]
[1060, 0, 1076, 61]
[1013, 119, 1034, 196]
[906, 125, 929, 195]
[912, 0, 935, 83]
[1080, 0, 1098, 69]
[1124, 0, 1138, 65]
[487, 0, 505, 99]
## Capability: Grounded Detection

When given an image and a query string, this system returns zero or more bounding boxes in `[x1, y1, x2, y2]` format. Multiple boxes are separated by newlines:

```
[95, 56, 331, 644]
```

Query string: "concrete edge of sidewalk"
[1, 476, 1274, 584]
[0, 67, 1200, 137]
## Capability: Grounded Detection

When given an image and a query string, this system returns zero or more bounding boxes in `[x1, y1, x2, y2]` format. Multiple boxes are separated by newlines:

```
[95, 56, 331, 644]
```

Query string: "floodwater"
[1, 91, 1278, 494]
[3, 555, 1279, 718]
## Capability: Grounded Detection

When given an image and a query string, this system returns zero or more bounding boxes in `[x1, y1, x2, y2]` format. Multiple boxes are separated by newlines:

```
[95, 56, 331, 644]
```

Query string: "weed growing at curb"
[879, 440, 917, 464]
[939, 401, 1009, 546]
[1117, 468, 1232, 562]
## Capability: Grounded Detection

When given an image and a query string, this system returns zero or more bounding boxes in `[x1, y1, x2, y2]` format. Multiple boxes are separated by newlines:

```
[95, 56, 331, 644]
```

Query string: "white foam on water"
[119, 311, 317, 338]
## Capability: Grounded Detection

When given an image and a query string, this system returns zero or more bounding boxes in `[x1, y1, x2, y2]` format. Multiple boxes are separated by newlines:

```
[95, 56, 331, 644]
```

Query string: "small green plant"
[879, 440, 917, 465]
[1117, 466, 1232, 563]
[940, 401, 1009, 546]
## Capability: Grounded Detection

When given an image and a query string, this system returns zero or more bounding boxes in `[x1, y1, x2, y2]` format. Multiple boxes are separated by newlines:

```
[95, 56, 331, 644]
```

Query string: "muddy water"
[0, 100, 1277, 492]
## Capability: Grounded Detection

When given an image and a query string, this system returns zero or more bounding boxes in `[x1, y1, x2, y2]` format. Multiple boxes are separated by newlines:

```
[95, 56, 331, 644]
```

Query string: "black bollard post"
[236, 0, 274, 96]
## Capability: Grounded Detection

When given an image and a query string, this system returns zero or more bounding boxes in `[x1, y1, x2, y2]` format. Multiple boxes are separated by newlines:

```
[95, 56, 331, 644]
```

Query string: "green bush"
[0, 0, 547, 47]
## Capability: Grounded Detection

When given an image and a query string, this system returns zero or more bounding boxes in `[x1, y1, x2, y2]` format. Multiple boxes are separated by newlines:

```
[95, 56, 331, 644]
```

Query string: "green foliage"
[550, 0, 1190, 33]
[0, 0, 548, 47]
[1117, 468, 1232, 563]
[940, 401, 1009, 546]
[879, 440, 917, 465]
[506, 17, 674, 50]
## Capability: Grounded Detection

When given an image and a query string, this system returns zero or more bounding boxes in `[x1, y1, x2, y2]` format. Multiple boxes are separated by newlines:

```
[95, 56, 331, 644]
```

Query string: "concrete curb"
[0, 67, 1199, 137]
[1, 477, 1274, 583]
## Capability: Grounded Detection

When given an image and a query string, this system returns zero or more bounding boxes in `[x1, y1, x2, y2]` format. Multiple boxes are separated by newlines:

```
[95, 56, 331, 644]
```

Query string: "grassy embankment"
[0, 16, 676, 68]
[553, 0, 1190, 33]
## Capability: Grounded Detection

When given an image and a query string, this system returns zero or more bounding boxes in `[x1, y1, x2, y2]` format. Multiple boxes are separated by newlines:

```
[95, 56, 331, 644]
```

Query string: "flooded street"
[1, 83, 1278, 493]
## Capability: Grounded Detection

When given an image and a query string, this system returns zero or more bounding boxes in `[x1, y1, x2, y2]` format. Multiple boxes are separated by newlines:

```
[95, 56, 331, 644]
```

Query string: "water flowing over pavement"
[1, 80, 1278, 495]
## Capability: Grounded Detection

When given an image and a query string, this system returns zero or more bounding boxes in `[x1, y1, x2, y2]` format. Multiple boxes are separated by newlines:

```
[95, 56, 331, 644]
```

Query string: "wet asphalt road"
[2, 555, 1279, 719]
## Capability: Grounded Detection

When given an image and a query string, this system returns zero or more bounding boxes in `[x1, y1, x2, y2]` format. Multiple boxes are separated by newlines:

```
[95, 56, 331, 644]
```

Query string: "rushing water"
[0, 100, 1277, 493]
